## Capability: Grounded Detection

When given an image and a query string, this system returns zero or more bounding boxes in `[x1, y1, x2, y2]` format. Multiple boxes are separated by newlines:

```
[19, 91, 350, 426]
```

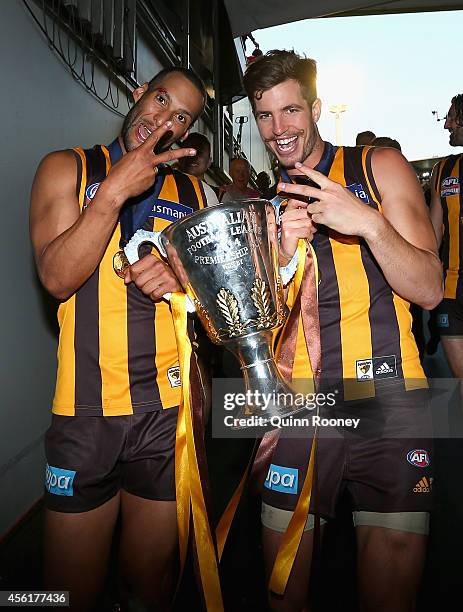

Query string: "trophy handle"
[124, 229, 196, 312]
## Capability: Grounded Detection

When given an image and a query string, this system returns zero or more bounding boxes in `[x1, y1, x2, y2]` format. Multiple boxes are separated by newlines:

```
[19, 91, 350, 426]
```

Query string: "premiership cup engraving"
[160, 200, 308, 424]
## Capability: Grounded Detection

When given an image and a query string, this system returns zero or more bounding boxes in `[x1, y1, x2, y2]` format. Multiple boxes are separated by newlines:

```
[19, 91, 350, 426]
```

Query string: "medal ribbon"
[215, 239, 321, 588]
[268, 435, 317, 594]
[171, 293, 224, 612]
[268, 170, 324, 594]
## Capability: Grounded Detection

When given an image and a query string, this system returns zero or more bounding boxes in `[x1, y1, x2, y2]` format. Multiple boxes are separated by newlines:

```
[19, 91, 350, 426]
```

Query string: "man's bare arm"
[30, 122, 197, 300]
[277, 149, 443, 310]
[366, 147, 442, 309]
[30, 150, 120, 300]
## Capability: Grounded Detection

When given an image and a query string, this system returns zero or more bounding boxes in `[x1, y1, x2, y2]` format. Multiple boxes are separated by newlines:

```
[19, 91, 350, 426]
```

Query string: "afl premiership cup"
[126, 200, 307, 423]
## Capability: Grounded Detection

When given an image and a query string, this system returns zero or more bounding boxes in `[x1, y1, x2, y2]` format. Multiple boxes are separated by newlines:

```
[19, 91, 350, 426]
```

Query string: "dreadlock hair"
[451, 94, 463, 126]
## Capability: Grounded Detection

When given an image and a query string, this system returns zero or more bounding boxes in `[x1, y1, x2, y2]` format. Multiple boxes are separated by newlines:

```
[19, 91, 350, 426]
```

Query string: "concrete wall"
[0, 0, 133, 537]
[0, 0, 229, 538]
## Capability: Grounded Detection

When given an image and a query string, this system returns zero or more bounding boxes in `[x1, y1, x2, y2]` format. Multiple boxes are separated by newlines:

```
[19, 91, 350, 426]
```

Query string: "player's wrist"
[279, 243, 296, 266]
[360, 208, 385, 242]
[93, 180, 126, 213]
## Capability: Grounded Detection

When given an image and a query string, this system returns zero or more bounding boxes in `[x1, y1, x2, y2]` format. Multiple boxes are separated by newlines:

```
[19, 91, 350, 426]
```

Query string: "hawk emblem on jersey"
[441, 176, 460, 197]
[83, 182, 101, 209]
[356, 359, 373, 380]
[167, 366, 181, 388]
[347, 183, 370, 204]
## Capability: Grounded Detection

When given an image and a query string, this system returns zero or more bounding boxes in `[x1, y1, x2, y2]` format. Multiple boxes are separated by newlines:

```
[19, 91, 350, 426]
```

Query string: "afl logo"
[83, 182, 101, 209]
[407, 449, 430, 468]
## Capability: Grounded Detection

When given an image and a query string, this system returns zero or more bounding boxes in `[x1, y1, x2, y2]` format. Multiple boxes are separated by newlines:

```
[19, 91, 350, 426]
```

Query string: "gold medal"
[113, 250, 130, 278]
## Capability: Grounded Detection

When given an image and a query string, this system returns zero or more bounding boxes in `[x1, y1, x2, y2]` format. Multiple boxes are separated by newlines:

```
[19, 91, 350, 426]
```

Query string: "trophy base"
[223, 334, 314, 430]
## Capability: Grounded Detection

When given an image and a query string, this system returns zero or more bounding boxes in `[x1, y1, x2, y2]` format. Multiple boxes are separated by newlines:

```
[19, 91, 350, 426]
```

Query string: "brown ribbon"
[255, 243, 322, 489]
[278, 242, 321, 381]
[215, 242, 322, 563]
[297, 245, 322, 380]
[266, 244, 321, 595]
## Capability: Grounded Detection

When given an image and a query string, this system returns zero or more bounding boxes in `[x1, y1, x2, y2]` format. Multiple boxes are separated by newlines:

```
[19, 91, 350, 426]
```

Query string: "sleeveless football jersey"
[281, 144, 425, 401]
[52, 142, 206, 416]
[435, 154, 463, 300]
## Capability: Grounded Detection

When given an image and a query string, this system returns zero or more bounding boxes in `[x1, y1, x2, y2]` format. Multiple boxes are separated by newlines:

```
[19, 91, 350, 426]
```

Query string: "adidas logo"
[375, 362, 394, 375]
[413, 477, 432, 493]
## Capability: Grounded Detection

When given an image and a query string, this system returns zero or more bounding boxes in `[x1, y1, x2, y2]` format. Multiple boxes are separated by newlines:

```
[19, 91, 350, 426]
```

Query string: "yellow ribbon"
[285, 239, 307, 309]
[276, 239, 310, 361]
[171, 293, 191, 572]
[171, 292, 224, 612]
[214, 239, 319, 577]
[270, 239, 320, 595]
[268, 435, 317, 595]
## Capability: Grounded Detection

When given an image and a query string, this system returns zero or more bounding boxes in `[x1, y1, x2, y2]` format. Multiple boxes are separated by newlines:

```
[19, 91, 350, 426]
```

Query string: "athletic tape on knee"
[261, 502, 327, 533]
[352, 511, 430, 535]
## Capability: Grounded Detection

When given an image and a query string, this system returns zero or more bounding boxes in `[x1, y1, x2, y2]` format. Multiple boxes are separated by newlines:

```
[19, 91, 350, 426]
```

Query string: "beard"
[299, 126, 319, 167]
[450, 131, 463, 147]
[121, 104, 139, 152]
[266, 123, 319, 170]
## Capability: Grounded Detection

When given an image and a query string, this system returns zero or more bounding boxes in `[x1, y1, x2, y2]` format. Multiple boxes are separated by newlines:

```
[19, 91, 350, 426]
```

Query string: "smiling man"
[30, 67, 213, 611]
[430, 94, 463, 408]
[244, 50, 443, 612]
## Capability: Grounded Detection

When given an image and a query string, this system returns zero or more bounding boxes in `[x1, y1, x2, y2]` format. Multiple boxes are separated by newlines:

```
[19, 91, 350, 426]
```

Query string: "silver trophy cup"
[158, 199, 307, 423]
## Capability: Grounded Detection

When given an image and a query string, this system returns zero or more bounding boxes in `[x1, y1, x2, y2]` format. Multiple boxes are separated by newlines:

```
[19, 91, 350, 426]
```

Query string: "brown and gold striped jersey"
[435, 154, 463, 300]
[285, 145, 426, 401]
[52, 143, 206, 416]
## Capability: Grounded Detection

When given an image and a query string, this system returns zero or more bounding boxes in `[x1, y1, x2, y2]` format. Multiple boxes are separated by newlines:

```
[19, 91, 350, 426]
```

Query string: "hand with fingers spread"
[124, 254, 182, 302]
[98, 119, 197, 209]
[278, 162, 379, 239]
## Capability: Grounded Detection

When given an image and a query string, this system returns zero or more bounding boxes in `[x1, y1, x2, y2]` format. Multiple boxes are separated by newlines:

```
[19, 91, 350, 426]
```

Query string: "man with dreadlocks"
[430, 94, 463, 407]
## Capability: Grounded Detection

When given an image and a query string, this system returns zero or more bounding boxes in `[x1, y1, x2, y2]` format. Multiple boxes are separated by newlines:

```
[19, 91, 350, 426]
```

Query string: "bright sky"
[253, 10, 462, 162]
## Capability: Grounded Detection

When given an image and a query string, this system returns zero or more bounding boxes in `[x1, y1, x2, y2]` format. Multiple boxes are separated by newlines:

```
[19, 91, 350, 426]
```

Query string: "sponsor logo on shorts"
[83, 182, 100, 209]
[413, 476, 432, 493]
[45, 464, 76, 497]
[347, 182, 370, 204]
[437, 313, 449, 328]
[407, 449, 430, 468]
[149, 199, 193, 222]
[264, 464, 299, 494]
[356, 355, 397, 381]
[441, 176, 460, 197]
[167, 366, 181, 388]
